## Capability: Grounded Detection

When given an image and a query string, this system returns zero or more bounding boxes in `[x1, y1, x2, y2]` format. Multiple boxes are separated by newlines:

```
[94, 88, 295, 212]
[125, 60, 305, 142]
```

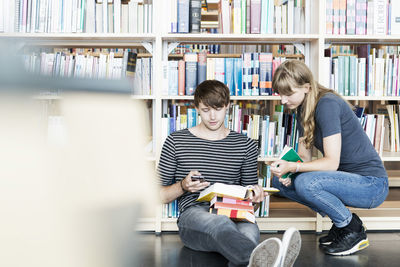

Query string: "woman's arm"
[271, 133, 341, 176]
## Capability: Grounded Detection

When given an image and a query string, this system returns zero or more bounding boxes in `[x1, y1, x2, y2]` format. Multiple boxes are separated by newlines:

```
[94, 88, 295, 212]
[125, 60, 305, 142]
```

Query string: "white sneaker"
[280, 228, 301, 267]
[248, 237, 282, 267]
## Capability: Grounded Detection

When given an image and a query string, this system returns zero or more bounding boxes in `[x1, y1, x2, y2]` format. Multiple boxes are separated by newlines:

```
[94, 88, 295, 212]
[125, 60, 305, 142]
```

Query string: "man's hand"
[181, 170, 210, 193]
[247, 184, 268, 203]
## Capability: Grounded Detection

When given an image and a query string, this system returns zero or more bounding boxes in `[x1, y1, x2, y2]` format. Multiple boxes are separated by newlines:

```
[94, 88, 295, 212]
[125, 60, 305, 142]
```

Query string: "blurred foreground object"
[0, 40, 158, 267]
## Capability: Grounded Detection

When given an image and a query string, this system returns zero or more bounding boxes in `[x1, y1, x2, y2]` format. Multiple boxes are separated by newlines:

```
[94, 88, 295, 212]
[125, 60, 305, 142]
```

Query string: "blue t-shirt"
[298, 93, 387, 178]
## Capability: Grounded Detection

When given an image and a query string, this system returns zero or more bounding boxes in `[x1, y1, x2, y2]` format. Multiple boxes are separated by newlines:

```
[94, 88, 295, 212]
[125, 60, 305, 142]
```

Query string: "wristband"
[295, 163, 301, 173]
[180, 180, 186, 192]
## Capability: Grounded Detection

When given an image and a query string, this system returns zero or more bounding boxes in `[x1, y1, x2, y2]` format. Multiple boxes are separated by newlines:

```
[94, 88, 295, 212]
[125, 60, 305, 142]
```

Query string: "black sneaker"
[319, 224, 340, 245]
[322, 227, 369, 256]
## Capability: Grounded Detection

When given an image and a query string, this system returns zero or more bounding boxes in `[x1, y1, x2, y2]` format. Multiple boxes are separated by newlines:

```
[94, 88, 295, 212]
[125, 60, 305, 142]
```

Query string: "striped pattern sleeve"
[158, 135, 177, 186]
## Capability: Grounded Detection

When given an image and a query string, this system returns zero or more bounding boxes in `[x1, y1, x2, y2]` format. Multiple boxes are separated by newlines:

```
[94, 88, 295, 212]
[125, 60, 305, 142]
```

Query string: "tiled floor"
[135, 231, 400, 267]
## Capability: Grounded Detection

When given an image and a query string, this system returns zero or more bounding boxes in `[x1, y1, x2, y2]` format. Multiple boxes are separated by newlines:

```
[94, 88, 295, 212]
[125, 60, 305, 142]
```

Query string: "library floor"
[135, 231, 400, 267]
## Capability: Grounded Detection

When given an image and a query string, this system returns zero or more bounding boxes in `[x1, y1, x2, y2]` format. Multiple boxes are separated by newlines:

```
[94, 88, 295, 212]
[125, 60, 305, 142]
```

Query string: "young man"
[158, 80, 301, 267]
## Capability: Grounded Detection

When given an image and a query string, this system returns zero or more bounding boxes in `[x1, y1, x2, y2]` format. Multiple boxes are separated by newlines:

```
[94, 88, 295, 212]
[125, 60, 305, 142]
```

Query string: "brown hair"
[194, 80, 230, 108]
[272, 60, 348, 149]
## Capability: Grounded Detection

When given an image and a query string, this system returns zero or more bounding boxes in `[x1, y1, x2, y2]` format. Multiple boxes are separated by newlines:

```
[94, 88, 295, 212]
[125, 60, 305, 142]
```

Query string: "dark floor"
[135, 231, 400, 267]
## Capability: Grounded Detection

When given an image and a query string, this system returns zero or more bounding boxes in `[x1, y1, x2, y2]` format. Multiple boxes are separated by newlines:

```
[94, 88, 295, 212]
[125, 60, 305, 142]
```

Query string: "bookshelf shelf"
[0, 33, 156, 47]
[162, 34, 319, 44]
[131, 95, 156, 100]
[382, 152, 400, 162]
[343, 96, 400, 101]
[161, 96, 282, 101]
[324, 35, 400, 44]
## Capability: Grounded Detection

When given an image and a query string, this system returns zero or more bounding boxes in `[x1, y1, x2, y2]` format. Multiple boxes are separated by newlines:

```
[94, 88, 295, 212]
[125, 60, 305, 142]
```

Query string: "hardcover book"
[209, 208, 256, 223]
[197, 182, 279, 202]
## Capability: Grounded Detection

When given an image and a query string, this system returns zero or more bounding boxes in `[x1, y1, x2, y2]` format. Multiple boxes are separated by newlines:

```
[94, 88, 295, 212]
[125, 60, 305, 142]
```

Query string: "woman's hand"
[279, 177, 292, 187]
[180, 170, 210, 193]
[270, 160, 294, 177]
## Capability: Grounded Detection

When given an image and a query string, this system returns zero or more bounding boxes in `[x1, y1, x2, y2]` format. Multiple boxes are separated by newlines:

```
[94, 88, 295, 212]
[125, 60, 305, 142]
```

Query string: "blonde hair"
[272, 60, 348, 149]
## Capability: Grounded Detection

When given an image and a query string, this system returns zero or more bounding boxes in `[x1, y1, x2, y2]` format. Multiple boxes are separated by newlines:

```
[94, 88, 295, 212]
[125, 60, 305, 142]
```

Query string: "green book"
[279, 145, 303, 179]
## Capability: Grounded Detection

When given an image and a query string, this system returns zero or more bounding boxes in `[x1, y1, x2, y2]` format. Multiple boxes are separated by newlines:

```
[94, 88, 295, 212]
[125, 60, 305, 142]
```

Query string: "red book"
[210, 195, 253, 206]
[178, 60, 185, 95]
[212, 202, 254, 212]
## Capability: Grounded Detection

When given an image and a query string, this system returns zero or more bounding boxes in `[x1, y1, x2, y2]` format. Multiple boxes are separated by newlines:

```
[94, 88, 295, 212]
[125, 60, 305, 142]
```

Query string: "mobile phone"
[191, 175, 206, 182]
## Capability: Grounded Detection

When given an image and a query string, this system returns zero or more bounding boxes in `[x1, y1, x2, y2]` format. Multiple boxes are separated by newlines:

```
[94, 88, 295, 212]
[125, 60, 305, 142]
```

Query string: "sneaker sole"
[281, 228, 302, 267]
[319, 241, 332, 246]
[325, 239, 369, 256]
[248, 237, 282, 267]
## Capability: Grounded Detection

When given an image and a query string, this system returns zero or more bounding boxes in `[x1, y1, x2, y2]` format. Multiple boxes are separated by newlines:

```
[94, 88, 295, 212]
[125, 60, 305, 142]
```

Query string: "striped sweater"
[158, 128, 258, 213]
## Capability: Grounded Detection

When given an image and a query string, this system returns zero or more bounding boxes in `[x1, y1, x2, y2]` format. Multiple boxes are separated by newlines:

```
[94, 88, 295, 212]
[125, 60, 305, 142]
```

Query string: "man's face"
[196, 102, 229, 131]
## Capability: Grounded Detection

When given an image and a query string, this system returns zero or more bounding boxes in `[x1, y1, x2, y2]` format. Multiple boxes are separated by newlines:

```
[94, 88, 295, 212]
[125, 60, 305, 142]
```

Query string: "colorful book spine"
[259, 53, 273, 95]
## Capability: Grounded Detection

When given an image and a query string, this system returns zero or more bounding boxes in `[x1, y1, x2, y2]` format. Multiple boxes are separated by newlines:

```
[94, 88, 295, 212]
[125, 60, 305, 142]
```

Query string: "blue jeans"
[272, 171, 389, 227]
[177, 205, 260, 267]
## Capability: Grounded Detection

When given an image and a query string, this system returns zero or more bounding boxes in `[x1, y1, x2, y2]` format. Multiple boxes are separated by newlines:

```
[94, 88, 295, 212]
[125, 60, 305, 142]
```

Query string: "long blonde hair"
[272, 60, 347, 149]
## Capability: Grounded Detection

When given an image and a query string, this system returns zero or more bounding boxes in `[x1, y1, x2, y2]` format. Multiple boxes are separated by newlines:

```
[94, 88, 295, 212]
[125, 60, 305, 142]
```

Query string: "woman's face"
[280, 84, 310, 110]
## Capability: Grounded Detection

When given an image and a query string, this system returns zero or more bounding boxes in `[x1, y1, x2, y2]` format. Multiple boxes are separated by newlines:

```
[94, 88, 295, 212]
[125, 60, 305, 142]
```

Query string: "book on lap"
[197, 183, 279, 202]
[209, 208, 256, 224]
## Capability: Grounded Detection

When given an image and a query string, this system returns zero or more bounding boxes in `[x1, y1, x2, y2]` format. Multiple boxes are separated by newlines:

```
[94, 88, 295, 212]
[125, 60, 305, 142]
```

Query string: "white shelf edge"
[131, 95, 156, 100]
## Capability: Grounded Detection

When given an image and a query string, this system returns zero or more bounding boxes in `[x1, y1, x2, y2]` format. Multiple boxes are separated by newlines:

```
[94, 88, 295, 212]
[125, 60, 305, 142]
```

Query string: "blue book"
[178, 0, 190, 33]
[234, 58, 243, 96]
[263, 115, 270, 158]
[349, 56, 357, 96]
[168, 61, 179, 95]
[184, 53, 198, 95]
[344, 56, 350, 96]
[225, 58, 235, 95]
[187, 108, 197, 128]
[169, 104, 177, 134]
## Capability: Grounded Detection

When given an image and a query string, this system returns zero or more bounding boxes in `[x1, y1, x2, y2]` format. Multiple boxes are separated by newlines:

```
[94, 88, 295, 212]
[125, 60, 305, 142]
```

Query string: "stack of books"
[197, 182, 279, 223]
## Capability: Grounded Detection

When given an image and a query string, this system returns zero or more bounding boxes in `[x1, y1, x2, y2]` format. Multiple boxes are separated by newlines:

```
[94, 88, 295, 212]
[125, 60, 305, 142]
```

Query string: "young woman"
[270, 60, 388, 256]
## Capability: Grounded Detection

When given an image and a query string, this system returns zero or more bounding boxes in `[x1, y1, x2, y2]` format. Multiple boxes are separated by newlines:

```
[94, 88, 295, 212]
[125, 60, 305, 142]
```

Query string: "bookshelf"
[2, 0, 400, 233]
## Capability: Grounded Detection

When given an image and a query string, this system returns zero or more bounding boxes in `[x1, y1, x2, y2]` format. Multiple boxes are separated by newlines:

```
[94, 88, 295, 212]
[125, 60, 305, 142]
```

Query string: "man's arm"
[160, 170, 210, 204]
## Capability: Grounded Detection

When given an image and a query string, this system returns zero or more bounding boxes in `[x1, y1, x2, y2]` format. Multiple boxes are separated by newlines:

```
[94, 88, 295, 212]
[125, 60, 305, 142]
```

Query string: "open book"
[279, 145, 303, 179]
[197, 182, 279, 202]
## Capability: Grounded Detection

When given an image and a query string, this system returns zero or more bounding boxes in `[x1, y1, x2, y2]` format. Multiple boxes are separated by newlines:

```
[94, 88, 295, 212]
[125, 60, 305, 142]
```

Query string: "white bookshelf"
[5, 0, 399, 233]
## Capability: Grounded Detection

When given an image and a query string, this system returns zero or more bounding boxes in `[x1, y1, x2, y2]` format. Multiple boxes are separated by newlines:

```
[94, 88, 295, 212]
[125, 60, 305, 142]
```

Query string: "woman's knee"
[294, 173, 322, 196]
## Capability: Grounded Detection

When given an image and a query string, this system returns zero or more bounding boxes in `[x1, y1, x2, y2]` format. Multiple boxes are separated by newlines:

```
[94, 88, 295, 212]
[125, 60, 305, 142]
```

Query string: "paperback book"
[278, 145, 303, 179]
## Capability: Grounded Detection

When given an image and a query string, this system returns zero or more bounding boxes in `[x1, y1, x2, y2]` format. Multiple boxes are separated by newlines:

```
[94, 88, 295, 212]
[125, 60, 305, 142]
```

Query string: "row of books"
[219, 0, 306, 34]
[322, 45, 400, 97]
[385, 105, 400, 152]
[161, 102, 300, 158]
[23, 49, 152, 95]
[164, 52, 296, 96]
[170, 43, 302, 56]
[0, 0, 153, 34]
[167, 0, 202, 33]
[326, 0, 400, 35]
